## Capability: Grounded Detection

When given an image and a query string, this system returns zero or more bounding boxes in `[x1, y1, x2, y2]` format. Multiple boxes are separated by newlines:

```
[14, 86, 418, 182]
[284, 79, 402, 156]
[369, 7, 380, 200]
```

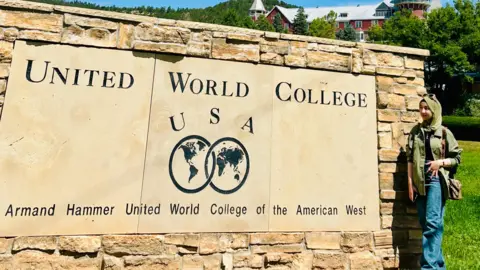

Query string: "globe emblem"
[169, 135, 249, 194]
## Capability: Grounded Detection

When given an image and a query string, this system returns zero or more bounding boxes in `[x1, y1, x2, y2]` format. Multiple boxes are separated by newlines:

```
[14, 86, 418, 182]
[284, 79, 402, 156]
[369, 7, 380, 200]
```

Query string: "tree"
[255, 15, 275, 31]
[293, 7, 308, 35]
[308, 10, 336, 38]
[336, 23, 357, 41]
[221, 8, 242, 27]
[366, 24, 384, 43]
[273, 13, 284, 32]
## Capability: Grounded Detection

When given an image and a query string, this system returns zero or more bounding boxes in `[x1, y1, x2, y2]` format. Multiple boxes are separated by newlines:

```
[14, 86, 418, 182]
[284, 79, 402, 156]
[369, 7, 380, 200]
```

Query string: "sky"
[87, 0, 453, 9]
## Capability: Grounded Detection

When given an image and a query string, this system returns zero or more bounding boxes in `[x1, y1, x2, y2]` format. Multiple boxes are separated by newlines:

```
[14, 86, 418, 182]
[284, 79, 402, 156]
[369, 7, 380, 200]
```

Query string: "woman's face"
[419, 101, 433, 121]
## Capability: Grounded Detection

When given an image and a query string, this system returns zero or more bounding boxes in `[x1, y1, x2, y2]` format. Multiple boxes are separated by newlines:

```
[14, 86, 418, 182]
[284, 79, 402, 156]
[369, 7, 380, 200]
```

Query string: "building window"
[375, 10, 392, 17]
[355, 21, 362, 28]
[372, 20, 378, 26]
[339, 13, 348, 17]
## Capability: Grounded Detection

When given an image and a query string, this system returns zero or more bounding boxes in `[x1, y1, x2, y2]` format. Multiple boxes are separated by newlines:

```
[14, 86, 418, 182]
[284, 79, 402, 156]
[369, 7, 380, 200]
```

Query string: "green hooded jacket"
[406, 95, 463, 198]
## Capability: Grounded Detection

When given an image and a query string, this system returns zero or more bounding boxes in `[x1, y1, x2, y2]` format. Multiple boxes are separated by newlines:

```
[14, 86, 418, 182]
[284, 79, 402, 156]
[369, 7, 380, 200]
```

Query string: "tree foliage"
[273, 13, 284, 32]
[336, 23, 357, 41]
[293, 7, 308, 35]
[308, 10, 336, 38]
[255, 15, 275, 31]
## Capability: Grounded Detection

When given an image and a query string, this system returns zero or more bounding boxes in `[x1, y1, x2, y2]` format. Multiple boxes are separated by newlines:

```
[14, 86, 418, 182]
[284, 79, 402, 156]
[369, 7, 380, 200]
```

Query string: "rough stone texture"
[392, 122, 407, 150]
[260, 40, 289, 55]
[265, 31, 280, 39]
[103, 235, 176, 256]
[313, 252, 348, 269]
[0, 79, 6, 95]
[19, 30, 61, 42]
[352, 49, 363, 73]
[0, 10, 63, 32]
[203, 254, 222, 270]
[182, 255, 204, 269]
[124, 255, 181, 270]
[307, 51, 350, 72]
[341, 233, 373, 253]
[250, 233, 303, 245]
[103, 255, 124, 270]
[251, 244, 304, 254]
[349, 251, 382, 270]
[12, 237, 56, 252]
[285, 54, 306, 67]
[3, 28, 18, 42]
[187, 41, 211, 57]
[233, 253, 263, 268]
[0, 239, 12, 254]
[199, 234, 248, 255]
[376, 67, 405, 77]
[363, 49, 377, 65]
[118, 23, 134, 49]
[376, 53, 404, 67]
[54, 5, 162, 24]
[401, 111, 420, 123]
[378, 110, 400, 122]
[391, 84, 420, 96]
[405, 57, 424, 70]
[305, 232, 341, 250]
[0, 41, 12, 62]
[135, 23, 190, 44]
[359, 42, 429, 57]
[377, 123, 391, 132]
[290, 41, 308, 56]
[261, 52, 284, 65]
[61, 25, 116, 48]
[134, 41, 187, 55]
[291, 252, 314, 269]
[379, 149, 401, 162]
[227, 33, 261, 43]
[376, 76, 394, 92]
[212, 39, 259, 63]
[378, 132, 393, 149]
[64, 13, 117, 30]
[164, 234, 199, 248]
[58, 236, 101, 253]
[0, 0, 53, 11]
[0, 255, 12, 269]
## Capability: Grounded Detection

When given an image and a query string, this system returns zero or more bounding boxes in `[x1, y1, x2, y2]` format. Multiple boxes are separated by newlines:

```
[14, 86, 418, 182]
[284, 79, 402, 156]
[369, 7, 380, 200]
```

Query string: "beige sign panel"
[0, 41, 154, 236]
[0, 41, 379, 236]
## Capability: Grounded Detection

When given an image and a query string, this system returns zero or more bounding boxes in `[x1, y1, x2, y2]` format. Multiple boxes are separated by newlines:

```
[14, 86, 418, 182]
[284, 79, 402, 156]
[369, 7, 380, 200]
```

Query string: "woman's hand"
[408, 182, 418, 202]
[426, 160, 441, 177]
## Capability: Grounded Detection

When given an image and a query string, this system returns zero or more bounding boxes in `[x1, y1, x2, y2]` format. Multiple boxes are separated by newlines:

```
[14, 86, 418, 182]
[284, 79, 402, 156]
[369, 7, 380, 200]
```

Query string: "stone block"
[260, 40, 289, 55]
[61, 25, 116, 48]
[64, 14, 118, 30]
[118, 23, 135, 49]
[379, 162, 405, 173]
[190, 31, 212, 43]
[0, 0, 53, 11]
[377, 52, 404, 67]
[379, 173, 393, 190]
[135, 23, 190, 44]
[164, 234, 199, 248]
[251, 244, 303, 254]
[55, 256, 103, 269]
[312, 252, 347, 269]
[386, 94, 406, 110]
[401, 69, 417, 78]
[401, 111, 419, 123]
[305, 232, 341, 250]
[3, 28, 18, 42]
[412, 77, 425, 86]
[336, 46, 353, 55]
[378, 132, 392, 149]
[380, 190, 407, 200]
[376, 67, 405, 77]
[58, 236, 101, 253]
[0, 10, 63, 33]
[308, 42, 318, 51]
[204, 254, 222, 270]
[363, 49, 377, 66]
[306, 51, 350, 72]
[199, 233, 248, 255]
[212, 39, 259, 63]
[250, 233, 303, 245]
[379, 149, 401, 162]
[102, 235, 176, 256]
[0, 255, 12, 269]
[391, 84, 419, 96]
[222, 253, 233, 270]
[265, 31, 280, 39]
[406, 96, 422, 111]
[377, 92, 388, 109]
[376, 76, 394, 92]
[291, 252, 314, 269]
[349, 251, 382, 270]
[124, 255, 181, 270]
[0, 238, 12, 254]
[19, 30, 61, 42]
[187, 41, 211, 58]
[405, 57, 424, 70]
[352, 49, 363, 74]
[381, 216, 393, 229]
[134, 41, 187, 55]
[12, 237, 56, 252]
[341, 233, 373, 253]
[103, 255, 124, 270]
[265, 253, 293, 265]
[227, 33, 262, 43]
[362, 65, 376, 75]
[0, 41, 12, 62]
[285, 55, 306, 67]
[318, 44, 337, 52]
[183, 255, 204, 269]
[377, 123, 391, 132]
[11, 251, 54, 269]
[260, 52, 284, 65]
[416, 70, 425, 78]
[377, 110, 400, 122]
[290, 40, 308, 56]
[233, 253, 263, 268]
[395, 77, 408, 84]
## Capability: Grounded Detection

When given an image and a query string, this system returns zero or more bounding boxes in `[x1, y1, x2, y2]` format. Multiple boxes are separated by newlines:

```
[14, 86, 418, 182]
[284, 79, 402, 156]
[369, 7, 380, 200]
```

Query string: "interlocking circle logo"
[168, 135, 250, 195]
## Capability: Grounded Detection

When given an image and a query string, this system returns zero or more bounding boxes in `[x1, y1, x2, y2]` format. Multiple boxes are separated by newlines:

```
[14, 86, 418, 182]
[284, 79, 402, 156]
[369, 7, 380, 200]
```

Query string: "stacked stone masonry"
[0, 0, 429, 269]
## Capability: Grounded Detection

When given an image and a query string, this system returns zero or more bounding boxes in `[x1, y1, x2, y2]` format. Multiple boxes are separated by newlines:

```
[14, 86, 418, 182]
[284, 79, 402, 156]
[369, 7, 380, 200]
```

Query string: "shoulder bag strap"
[441, 127, 446, 160]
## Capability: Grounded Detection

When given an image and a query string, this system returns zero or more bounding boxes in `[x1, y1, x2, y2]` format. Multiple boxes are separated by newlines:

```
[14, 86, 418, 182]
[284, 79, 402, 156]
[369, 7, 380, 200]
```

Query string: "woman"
[406, 94, 462, 270]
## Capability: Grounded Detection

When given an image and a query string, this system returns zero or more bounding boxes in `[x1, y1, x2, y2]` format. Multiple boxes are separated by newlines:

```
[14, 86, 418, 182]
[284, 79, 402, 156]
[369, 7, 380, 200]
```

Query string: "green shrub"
[443, 116, 480, 141]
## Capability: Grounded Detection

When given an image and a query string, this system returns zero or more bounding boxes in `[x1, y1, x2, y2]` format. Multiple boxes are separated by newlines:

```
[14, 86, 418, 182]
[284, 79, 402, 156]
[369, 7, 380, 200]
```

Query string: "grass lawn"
[444, 141, 480, 269]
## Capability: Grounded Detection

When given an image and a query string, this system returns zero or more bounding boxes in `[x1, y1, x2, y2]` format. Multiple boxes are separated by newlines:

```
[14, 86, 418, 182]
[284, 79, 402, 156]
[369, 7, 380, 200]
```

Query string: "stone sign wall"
[0, 1, 429, 269]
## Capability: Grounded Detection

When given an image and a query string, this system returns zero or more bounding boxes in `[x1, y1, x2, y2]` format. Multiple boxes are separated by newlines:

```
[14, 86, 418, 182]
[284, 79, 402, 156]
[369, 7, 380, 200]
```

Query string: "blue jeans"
[416, 162, 446, 269]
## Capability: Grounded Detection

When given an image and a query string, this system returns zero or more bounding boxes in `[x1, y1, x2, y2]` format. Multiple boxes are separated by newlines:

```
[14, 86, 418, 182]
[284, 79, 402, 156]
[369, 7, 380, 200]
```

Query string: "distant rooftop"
[249, 0, 266, 12]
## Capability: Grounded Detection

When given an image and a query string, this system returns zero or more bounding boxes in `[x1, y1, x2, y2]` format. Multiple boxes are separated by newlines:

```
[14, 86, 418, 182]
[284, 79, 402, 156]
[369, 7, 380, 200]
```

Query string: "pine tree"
[293, 7, 308, 35]
[255, 15, 275, 31]
[273, 13, 284, 32]
[336, 23, 357, 41]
